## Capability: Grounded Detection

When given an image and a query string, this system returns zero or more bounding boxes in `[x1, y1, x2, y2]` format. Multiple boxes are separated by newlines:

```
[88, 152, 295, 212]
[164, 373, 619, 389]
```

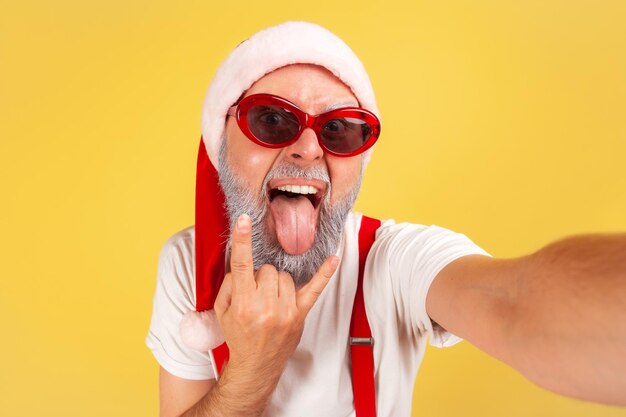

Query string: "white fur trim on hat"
[201, 21, 379, 168]
[180, 309, 225, 352]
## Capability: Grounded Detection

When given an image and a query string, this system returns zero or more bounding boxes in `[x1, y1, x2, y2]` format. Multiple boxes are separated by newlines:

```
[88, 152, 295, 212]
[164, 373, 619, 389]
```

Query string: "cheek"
[327, 156, 362, 204]
[225, 120, 278, 190]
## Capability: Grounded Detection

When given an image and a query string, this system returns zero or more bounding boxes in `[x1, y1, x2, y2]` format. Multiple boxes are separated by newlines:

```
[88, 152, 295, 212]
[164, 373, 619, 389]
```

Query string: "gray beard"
[218, 142, 362, 287]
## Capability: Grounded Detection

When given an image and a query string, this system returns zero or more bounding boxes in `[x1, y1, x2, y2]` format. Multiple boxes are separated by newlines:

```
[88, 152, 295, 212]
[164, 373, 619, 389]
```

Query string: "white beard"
[217, 141, 362, 287]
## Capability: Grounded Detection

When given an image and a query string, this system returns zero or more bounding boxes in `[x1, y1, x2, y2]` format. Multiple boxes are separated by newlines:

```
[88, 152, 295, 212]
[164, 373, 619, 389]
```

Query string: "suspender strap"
[209, 214, 381, 417]
[351, 215, 381, 417]
[211, 341, 229, 376]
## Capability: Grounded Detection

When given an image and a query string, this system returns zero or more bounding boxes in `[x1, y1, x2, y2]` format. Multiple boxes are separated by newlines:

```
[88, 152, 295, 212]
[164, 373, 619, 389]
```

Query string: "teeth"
[276, 185, 318, 195]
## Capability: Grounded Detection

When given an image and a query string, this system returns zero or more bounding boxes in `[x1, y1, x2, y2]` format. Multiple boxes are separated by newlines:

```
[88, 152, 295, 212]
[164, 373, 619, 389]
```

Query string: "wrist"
[213, 360, 283, 414]
[226, 352, 286, 385]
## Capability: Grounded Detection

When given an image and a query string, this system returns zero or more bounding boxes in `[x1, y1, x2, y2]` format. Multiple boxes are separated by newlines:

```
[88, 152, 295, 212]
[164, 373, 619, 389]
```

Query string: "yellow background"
[1, 0, 625, 416]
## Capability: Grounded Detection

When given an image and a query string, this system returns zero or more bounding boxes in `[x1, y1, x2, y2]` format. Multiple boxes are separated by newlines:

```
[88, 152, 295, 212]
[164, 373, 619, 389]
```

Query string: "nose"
[284, 127, 324, 164]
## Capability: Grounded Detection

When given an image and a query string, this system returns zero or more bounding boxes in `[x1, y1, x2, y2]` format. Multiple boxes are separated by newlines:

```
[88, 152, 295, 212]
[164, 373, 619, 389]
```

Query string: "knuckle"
[258, 310, 274, 323]
[278, 271, 292, 282]
[255, 264, 278, 281]
[267, 303, 294, 323]
[257, 264, 278, 276]
[230, 259, 252, 272]
[257, 309, 280, 327]
[281, 309, 298, 327]
[232, 307, 251, 325]
[310, 286, 324, 297]
[232, 234, 250, 243]
[278, 272, 295, 289]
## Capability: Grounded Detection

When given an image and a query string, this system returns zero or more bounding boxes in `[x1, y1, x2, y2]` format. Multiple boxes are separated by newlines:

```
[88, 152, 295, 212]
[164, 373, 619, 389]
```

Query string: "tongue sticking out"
[269, 194, 318, 255]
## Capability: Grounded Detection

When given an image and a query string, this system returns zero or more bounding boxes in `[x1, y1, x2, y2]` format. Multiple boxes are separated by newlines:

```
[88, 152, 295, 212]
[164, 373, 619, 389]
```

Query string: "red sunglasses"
[227, 94, 381, 157]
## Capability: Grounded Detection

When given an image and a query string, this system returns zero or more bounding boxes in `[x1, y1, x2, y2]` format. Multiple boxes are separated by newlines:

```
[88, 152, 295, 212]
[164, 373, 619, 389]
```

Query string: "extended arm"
[427, 233, 626, 405]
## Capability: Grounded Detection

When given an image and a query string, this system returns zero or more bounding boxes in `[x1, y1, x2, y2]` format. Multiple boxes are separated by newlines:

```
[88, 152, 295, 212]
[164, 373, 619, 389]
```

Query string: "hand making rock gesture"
[214, 214, 339, 369]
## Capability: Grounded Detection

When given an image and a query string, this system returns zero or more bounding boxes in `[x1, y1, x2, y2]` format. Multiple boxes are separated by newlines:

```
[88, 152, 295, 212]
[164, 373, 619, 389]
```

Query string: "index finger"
[229, 214, 255, 293]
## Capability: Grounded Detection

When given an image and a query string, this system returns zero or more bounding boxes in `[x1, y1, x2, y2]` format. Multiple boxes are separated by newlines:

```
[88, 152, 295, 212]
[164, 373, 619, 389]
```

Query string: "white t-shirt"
[146, 212, 489, 417]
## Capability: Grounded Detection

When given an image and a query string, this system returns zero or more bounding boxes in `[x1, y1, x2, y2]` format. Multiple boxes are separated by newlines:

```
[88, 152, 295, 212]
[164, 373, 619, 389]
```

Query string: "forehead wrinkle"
[290, 91, 357, 115]
[247, 65, 358, 115]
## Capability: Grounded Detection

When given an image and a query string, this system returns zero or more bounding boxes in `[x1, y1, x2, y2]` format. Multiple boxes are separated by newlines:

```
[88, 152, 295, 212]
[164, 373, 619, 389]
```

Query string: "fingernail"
[236, 214, 251, 233]
[329, 256, 339, 270]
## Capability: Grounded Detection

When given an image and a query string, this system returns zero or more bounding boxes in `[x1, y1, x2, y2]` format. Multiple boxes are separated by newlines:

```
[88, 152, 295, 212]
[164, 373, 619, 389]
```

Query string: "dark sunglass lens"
[247, 105, 299, 144]
[321, 118, 372, 153]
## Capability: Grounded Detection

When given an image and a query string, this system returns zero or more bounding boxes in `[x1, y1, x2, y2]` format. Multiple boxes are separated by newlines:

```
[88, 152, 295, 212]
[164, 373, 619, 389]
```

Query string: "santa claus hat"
[180, 21, 380, 353]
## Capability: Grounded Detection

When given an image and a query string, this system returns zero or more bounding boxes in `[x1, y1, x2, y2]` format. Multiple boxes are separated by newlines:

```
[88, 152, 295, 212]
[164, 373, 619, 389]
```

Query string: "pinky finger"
[296, 256, 339, 315]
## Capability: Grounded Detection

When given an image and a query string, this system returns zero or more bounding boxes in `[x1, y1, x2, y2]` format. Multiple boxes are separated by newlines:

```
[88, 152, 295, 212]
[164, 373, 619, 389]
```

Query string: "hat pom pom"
[180, 310, 225, 351]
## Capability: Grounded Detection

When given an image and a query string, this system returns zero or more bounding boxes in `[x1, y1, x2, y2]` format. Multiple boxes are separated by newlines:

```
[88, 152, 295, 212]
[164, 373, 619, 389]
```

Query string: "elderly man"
[146, 22, 626, 417]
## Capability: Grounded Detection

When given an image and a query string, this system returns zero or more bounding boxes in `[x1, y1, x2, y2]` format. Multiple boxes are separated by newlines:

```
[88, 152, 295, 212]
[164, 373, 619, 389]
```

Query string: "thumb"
[214, 273, 233, 317]
[296, 256, 339, 315]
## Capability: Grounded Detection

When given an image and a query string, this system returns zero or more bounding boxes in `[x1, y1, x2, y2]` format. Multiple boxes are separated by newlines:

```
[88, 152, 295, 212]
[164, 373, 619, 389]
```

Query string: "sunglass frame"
[228, 94, 381, 157]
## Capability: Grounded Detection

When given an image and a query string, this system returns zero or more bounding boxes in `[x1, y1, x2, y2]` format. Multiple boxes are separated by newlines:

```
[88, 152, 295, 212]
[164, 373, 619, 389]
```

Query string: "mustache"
[261, 162, 331, 199]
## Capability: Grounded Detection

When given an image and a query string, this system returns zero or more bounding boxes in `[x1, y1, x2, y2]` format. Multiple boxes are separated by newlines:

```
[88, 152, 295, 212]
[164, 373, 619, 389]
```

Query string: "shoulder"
[156, 226, 196, 309]
[362, 216, 490, 280]
[160, 226, 195, 261]
[158, 226, 195, 272]
[375, 220, 480, 253]
[350, 212, 486, 255]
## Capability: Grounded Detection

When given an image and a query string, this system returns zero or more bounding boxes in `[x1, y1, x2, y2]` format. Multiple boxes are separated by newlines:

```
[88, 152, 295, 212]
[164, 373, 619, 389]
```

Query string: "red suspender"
[208, 215, 381, 417]
[211, 342, 229, 375]
[351, 215, 381, 417]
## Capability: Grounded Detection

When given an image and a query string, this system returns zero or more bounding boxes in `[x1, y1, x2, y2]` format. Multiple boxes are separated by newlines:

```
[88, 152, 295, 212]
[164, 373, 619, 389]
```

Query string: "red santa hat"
[180, 21, 380, 352]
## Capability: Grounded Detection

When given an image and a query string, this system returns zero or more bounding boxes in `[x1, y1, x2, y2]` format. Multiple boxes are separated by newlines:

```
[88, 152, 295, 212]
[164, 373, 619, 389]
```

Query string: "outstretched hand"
[214, 214, 339, 368]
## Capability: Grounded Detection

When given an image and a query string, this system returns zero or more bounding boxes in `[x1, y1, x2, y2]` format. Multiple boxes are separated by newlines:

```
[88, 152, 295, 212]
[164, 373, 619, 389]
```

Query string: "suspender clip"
[350, 337, 374, 346]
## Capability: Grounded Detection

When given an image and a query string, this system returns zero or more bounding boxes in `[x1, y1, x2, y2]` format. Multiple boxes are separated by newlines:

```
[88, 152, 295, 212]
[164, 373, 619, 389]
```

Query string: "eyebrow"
[324, 101, 359, 112]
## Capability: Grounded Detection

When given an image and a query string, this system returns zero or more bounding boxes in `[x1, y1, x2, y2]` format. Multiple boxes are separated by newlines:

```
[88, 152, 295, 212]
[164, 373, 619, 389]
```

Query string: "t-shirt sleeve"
[369, 221, 490, 348]
[145, 227, 216, 380]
